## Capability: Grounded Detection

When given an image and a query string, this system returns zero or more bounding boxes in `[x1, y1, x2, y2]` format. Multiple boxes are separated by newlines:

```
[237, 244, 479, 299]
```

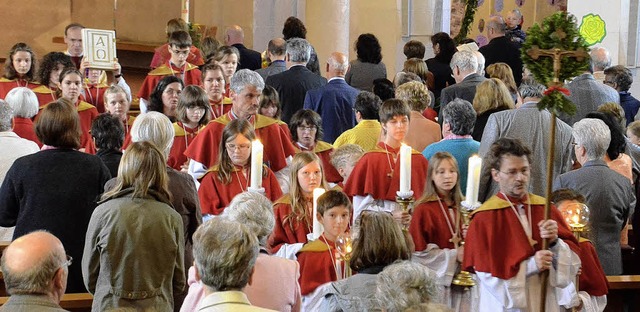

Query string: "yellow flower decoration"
[579, 14, 606, 46]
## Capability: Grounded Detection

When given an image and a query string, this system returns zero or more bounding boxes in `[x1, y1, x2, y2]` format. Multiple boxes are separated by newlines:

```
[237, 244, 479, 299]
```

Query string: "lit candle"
[250, 140, 263, 189]
[465, 155, 482, 205]
[399, 144, 412, 194]
[312, 188, 326, 240]
[181, 0, 190, 23]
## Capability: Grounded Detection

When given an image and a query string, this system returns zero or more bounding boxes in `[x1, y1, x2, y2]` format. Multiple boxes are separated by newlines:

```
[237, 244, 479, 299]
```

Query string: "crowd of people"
[0, 8, 638, 312]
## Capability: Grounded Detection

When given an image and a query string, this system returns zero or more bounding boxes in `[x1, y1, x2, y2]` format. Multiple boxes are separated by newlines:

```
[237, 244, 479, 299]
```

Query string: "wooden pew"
[604, 275, 640, 312]
[0, 293, 93, 311]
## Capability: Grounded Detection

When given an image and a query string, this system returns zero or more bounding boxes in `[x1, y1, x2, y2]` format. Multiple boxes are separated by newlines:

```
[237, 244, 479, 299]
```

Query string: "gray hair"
[286, 38, 311, 63]
[518, 76, 546, 99]
[509, 9, 523, 20]
[5, 87, 39, 119]
[393, 72, 421, 88]
[330, 144, 365, 171]
[604, 65, 633, 92]
[193, 218, 259, 291]
[590, 47, 611, 72]
[473, 51, 485, 76]
[0, 100, 11, 132]
[450, 50, 478, 73]
[375, 260, 437, 312]
[130, 111, 175, 157]
[327, 55, 349, 73]
[573, 118, 611, 161]
[230, 69, 265, 94]
[1, 232, 65, 295]
[223, 192, 275, 247]
[442, 99, 476, 135]
[487, 16, 507, 34]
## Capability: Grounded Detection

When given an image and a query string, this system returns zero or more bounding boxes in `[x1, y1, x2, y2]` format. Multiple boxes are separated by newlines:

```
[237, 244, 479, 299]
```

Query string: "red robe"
[294, 141, 342, 184]
[137, 62, 202, 101]
[278, 121, 292, 141]
[209, 97, 233, 120]
[12, 117, 42, 147]
[168, 122, 205, 170]
[344, 142, 429, 201]
[81, 82, 108, 113]
[0, 78, 40, 99]
[267, 194, 312, 253]
[121, 115, 136, 150]
[296, 236, 341, 296]
[150, 44, 205, 69]
[463, 193, 580, 280]
[197, 164, 282, 215]
[409, 195, 462, 251]
[578, 238, 608, 296]
[32, 85, 58, 108]
[184, 112, 296, 172]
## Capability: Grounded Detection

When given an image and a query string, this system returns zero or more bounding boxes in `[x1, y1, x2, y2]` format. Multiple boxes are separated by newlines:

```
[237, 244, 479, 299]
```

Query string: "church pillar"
[305, 0, 351, 68]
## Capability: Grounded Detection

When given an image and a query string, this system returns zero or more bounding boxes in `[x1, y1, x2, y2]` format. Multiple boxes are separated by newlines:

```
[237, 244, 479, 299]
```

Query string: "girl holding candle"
[344, 98, 429, 224]
[409, 152, 478, 310]
[197, 118, 282, 219]
[267, 151, 329, 259]
[168, 85, 211, 171]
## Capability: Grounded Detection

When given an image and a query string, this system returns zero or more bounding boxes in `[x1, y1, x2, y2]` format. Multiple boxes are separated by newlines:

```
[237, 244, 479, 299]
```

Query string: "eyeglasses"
[499, 168, 530, 177]
[299, 126, 317, 132]
[226, 143, 251, 152]
[603, 80, 615, 86]
[60, 255, 72, 269]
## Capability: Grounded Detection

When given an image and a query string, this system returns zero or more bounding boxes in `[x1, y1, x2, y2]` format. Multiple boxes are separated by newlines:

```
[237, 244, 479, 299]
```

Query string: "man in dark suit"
[554, 118, 635, 275]
[439, 50, 486, 122]
[256, 38, 287, 81]
[479, 16, 523, 86]
[225, 25, 262, 71]
[266, 38, 327, 124]
[304, 52, 360, 143]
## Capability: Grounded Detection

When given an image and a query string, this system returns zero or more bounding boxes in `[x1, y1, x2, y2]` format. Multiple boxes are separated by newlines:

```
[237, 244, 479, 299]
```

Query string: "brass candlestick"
[452, 201, 480, 288]
[561, 202, 589, 309]
[396, 191, 415, 230]
[336, 233, 353, 279]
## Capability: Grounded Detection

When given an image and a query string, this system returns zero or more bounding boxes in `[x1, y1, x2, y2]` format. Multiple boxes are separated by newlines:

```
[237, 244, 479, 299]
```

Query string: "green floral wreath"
[521, 12, 590, 116]
[454, 0, 479, 44]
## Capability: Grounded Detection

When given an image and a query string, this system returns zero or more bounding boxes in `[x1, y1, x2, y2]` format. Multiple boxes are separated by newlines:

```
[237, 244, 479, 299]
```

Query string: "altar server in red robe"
[409, 152, 478, 310]
[103, 85, 135, 150]
[33, 52, 74, 107]
[0, 43, 40, 99]
[197, 118, 282, 218]
[168, 85, 210, 171]
[463, 138, 581, 311]
[552, 189, 609, 312]
[267, 152, 328, 258]
[344, 98, 429, 225]
[184, 69, 295, 192]
[329, 144, 365, 191]
[210, 46, 239, 97]
[297, 190, 350, 303]
[201, 63, 232, 119]
[55, 68, 98, 153]
[138, 31, 202, 113]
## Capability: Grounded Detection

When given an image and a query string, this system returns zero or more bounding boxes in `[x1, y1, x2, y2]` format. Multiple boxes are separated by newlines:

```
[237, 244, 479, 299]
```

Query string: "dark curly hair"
[585, 112, 626, 160]
[290, 109, 323, 143]
[372, 78, 395, 101]
[355, 33, 382, 64]
[37, 52, 74, 87]
[148, 75, 185, 115]
[430, 32, 457, 64]
[282, 16, 307, 40]
[4, 43, 36, 81]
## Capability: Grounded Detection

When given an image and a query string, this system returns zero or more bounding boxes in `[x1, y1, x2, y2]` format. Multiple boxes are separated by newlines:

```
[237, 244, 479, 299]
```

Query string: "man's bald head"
[225, 25, 245, 45]
[590, 47, 611, 72]
[327, 52, 349, 77]
[267, 38, 286, 61]
[1, 231, 67, 297]
[487, 16, 507, 39]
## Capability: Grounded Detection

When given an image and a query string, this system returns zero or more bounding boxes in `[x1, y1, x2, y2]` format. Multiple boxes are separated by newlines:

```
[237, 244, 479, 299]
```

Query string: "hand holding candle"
[399, 144, 412, 194]
[465, 155, 482, 205]
[312, 188, 326, 240]
[250, 140, 263, 189]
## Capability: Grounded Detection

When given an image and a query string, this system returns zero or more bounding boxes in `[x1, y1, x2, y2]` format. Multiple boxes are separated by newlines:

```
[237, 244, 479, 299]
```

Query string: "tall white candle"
[312, 188, 326, 240]
[465, 155, 482, 205]
[399, 144, 412, 194]
[181, 0, 190, 23]
[250, 140, 263, 189]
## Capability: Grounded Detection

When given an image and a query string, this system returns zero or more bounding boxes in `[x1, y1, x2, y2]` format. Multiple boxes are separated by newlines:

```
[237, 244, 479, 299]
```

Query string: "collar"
[461, 72, 476, 81]
[581, 159, 608, 168]
[356, 119, 381, 127]
[0, 131, 20, 138]
[497, 191, 529, 206]
[378, 142, 399, 154]
[228, 110, 255, 124]
[271, 60, 285, 65]
[289, 64, 307, 69]
[198, 291, 252, 310]
[443, 134, 472, 140]
[328, 77, 346, 83]
[519, 101, 540, 109]
[358, 265, 386, 275]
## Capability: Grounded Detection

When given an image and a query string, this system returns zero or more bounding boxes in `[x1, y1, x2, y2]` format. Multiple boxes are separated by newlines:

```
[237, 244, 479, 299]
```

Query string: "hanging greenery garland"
[521, 12, 590, 116]
[454, 0, 479, 44]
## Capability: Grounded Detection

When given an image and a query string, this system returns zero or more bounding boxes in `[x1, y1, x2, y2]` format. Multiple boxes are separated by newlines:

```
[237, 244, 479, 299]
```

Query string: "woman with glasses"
[147, 75, 185, 122]
[168, 85, 211, 171]
[344, 99, 429, 224]
[197, 118, 282, 220]
[289, 109, 342, 184]
[83, 141, 185, 312]
[267, 151, 329, 259]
